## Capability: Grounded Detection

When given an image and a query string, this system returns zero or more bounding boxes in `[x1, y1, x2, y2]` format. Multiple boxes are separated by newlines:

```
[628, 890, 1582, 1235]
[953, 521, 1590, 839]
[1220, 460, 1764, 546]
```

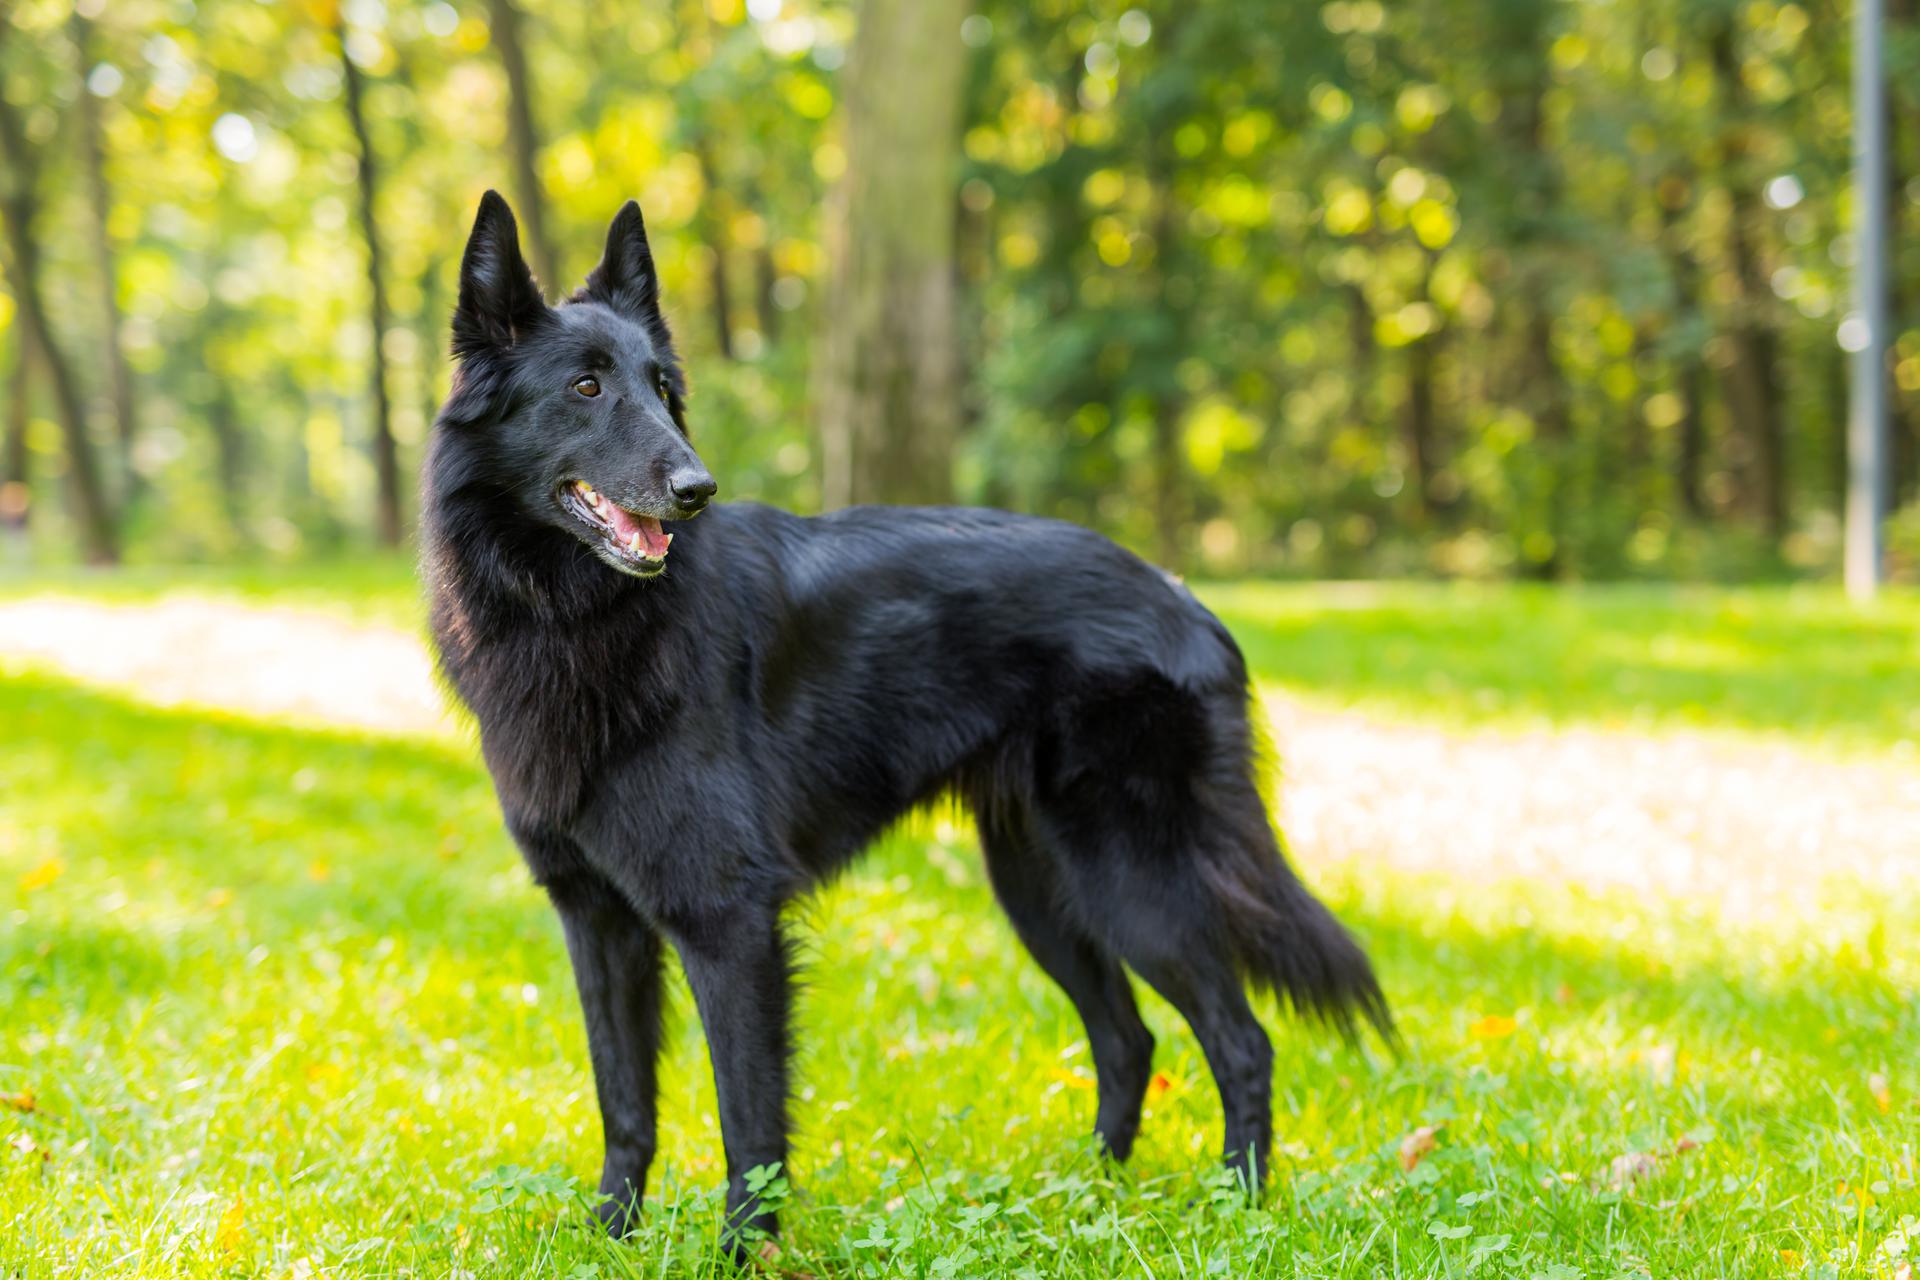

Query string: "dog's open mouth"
[559, 480, 672, 572]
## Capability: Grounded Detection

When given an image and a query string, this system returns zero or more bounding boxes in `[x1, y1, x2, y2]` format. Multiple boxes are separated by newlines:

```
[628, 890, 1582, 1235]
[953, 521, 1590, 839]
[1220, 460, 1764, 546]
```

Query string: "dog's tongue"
[604, 504, 671, 557]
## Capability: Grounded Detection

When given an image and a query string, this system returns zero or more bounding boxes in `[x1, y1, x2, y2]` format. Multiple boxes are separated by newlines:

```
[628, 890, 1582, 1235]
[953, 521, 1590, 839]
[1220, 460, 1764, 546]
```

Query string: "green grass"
[1202, 582, 1920, 750]
[2, 575, 1917, 1277]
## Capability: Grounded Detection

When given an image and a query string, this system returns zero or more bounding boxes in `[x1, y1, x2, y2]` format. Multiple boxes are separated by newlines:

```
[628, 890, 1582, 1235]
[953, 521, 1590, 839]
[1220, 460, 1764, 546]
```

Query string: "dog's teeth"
[627, 531, 642, 551]
[663, 533, 673, 550]
[579, 484, 597, 502]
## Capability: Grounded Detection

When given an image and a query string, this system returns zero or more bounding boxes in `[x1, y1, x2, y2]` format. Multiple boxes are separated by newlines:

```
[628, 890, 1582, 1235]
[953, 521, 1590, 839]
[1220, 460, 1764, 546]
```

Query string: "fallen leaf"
[1147, 1071, 1175, 1102]
[18, 857, 64, 893]
[1468, 1014, 1517, 1041]
[2, 1088, 34, 1113]
[1778, 1249, 1801, 1267]
[1399, 1124, 1442, 1171]
[1552, 983, 1576, 1005]
[1869, 1072, 1891, 1114]
[1604, 1151, 1661, 1191]
[1048, 1067, 1096, 1091]
[217, 1196, 247, 1256]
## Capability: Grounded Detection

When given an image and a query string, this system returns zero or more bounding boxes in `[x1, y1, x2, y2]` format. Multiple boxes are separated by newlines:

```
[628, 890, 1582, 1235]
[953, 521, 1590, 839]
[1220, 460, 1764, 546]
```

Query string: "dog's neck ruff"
[424, 466, 662, 638]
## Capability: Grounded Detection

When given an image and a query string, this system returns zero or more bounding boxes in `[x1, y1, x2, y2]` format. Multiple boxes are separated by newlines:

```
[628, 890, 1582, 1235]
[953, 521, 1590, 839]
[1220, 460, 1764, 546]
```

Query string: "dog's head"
[438, 191, 714, 579]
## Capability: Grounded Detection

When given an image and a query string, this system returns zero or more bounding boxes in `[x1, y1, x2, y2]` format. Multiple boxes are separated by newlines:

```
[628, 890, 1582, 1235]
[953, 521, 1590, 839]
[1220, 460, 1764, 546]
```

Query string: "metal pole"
[1845, 0, 1889, 600]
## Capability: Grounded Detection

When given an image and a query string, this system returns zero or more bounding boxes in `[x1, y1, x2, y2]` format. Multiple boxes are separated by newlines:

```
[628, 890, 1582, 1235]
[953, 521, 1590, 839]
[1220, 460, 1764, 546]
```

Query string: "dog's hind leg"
[1117, 931, 1274, 1190]
[1028, 801, 1278, 1188]
[979, 820, 1155, 1160]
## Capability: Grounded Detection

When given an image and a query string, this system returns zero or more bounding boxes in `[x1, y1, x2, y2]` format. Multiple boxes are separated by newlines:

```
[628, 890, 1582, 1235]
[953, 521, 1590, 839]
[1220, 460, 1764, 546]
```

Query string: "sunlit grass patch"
[3, 579, 1920, 1274]
[3, 578, 1918, 1277]
[1202, 581, 1920, 748]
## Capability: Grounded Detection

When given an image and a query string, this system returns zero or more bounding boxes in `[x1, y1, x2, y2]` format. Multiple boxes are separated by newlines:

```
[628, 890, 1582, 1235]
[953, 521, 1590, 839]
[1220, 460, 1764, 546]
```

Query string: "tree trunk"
[753, 241, 779, 348]
[337, 21, 404, 545]
[694, 140, 735, 359]
[206, 376, 249, 541]
[1402, 255, 1446, 520]
[816, 0, 967, 508]
[487, 0, 562, 294]
[1523, 295, 1572, 540]
[1404, 335, 1441, 518]
[1887, 0, 1919, 507]
[1709, 19, 1789, 542]
[1146, 142, 1187, 570]
[1346, 281, 1376, 423]
[70, 8, 138, 500]
[1676, 359, 1708, 518]
[1504, 39, 1573, 577]
[2, 332, 29, 534]
[0, 80, 118, 563]
[416, 253, 448, 430]
[1829, 333, 1851, 510]
[1658, 181, 1708, 518]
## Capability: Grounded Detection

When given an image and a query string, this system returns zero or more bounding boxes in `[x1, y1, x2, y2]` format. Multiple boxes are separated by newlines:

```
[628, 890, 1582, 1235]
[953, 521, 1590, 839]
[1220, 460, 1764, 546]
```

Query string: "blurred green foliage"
[1, 0, 1917, 577]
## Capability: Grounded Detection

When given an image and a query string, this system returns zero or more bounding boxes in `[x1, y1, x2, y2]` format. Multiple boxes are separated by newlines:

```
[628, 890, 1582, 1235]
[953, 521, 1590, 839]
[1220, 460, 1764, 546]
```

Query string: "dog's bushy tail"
[1195, 826, 1396, 1050]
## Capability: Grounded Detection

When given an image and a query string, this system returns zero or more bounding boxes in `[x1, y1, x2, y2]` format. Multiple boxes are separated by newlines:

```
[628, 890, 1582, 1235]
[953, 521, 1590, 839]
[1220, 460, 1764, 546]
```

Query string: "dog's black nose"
[669, 468, 717, 514]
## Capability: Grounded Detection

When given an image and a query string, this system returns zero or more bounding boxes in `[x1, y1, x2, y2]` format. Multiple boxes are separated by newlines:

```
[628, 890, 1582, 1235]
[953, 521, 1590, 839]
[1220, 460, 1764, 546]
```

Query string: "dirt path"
[3, 593, 1915, 908]
[0, 595, 452, 738]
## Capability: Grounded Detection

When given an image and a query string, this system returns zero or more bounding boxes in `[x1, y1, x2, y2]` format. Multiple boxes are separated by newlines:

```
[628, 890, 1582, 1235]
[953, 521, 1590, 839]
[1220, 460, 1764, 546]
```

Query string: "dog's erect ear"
[453, 190, 547, 357]
[583, 201, 662, 323]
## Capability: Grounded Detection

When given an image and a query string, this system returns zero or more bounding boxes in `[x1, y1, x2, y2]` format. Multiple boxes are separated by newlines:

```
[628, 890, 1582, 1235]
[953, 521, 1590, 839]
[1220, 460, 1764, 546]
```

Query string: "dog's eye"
[572, 376, 601, 398]
[654, 373, 671, 404]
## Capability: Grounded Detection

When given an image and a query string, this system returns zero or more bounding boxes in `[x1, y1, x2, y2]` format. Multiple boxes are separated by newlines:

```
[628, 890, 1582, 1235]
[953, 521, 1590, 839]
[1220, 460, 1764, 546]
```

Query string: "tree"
[487, 0, 562, 293]
[1708, 12, 1789, 542]
[1491, 0, 1576, 577]
[694, 138, 737, 358]
[70, 6, 138, 499]
[336, 14, 404, 545]
[0, 61, 118, 563]
[2, 332, 29, 537]
[816, 0, 969, 508]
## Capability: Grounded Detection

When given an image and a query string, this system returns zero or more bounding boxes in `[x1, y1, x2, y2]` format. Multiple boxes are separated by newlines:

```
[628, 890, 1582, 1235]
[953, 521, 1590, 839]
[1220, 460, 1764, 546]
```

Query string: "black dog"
[424, 191, 1390, 1244]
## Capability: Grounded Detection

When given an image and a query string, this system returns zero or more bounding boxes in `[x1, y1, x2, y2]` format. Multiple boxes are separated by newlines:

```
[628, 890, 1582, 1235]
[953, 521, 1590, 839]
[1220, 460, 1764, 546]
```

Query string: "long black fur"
[425, 192, 1392, 1244]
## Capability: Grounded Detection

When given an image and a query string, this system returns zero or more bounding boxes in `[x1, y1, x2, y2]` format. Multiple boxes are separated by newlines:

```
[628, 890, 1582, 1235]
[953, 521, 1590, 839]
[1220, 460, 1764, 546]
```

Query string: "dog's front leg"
[544, 870, 666, 1236]
[668, 903, 792, 1248]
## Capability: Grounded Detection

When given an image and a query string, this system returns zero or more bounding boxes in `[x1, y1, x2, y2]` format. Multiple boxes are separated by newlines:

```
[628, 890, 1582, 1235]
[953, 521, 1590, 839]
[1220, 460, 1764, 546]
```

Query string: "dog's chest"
[455, 620, 677, 828]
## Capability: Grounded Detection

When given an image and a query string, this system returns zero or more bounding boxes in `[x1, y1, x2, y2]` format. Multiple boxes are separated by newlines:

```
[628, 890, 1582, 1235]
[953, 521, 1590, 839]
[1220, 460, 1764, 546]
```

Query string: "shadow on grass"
[0, 670, 551, 980]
